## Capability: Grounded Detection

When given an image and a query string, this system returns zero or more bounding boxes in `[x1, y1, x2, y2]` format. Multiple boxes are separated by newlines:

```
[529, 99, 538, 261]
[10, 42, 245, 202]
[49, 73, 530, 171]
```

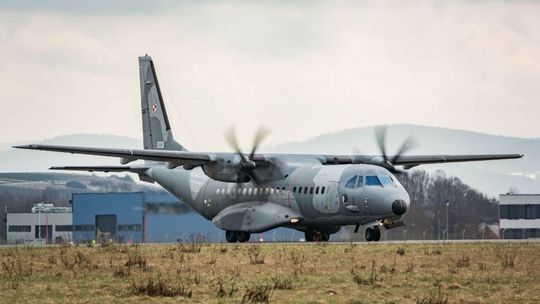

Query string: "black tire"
[373, 228, 381, 242]
[236, 231, 251, 243]
[305, 230, 315, 242]
[365, 228, 374, 242]
[225, 230, 237, 243]
[305, 230, 330, 242]
[321, 232, 330, 242]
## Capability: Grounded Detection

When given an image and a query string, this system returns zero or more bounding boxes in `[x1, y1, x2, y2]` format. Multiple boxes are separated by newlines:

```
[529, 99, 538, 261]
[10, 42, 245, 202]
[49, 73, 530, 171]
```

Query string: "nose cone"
[392, 199, 408, 216]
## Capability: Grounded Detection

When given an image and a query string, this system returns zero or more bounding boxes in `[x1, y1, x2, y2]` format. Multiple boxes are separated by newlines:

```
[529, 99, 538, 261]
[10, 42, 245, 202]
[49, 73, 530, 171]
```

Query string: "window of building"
[366, 176, 382, 186]
[8, 225, 31, 232]
[56, 225, 73, 232]
[35, 225, 52, 239]
[526, 204, 537, 219]
[345, 176, 357, 189]
[74, 225, 95, 232]
[118, 224, 142, 231]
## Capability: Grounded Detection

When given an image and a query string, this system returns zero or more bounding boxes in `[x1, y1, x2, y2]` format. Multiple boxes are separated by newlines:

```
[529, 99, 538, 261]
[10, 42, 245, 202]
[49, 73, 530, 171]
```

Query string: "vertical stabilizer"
[139, 55, 186, 151]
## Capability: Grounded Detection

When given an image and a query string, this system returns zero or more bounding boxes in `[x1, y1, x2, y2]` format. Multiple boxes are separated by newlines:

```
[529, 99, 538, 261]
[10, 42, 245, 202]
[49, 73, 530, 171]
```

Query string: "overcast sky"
[1, 1, 539, 151]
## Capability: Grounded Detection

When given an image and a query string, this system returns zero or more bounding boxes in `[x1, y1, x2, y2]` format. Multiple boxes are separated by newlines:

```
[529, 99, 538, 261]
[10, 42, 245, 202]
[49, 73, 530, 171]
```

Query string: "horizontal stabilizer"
[50, 166, 154, 183]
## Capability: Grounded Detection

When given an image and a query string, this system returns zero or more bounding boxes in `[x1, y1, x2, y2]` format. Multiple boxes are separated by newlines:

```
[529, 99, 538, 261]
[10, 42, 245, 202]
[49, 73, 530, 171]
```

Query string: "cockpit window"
[366, 176, 382, 186]
[345, 176, 357, 189]
[356, 176, 364, 188]
[379, 175, 395, 187]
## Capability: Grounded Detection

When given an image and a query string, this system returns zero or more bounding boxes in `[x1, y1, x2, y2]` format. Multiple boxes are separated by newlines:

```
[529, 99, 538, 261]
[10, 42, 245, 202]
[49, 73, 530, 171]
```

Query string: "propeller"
[224, 126, 270, 183]
[374, 125, 417, 173]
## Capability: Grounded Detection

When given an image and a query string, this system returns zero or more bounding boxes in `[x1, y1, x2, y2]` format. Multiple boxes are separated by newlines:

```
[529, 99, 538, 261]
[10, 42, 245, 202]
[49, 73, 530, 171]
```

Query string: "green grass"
[0, 242, 538, 303]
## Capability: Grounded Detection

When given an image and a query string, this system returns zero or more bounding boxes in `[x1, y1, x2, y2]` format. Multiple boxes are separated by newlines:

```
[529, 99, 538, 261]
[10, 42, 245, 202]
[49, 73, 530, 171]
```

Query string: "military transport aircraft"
[15, 55, 523, 242]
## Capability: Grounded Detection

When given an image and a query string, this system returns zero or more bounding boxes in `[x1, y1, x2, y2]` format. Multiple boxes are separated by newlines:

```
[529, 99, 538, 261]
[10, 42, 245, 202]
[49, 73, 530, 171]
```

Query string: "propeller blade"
[390, 136, 418, 164]
[224, 126, 248, 162]
[375, 125, 388, 162]
[249, 126, 270, 160]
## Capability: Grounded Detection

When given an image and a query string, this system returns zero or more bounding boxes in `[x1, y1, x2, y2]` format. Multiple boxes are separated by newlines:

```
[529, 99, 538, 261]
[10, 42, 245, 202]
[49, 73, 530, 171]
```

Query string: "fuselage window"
[356, 176, 364, 188]
[315, 186, 319, 194]
[321, 186, 325, 194]
[366, 176, 383, 186]
[345, 176, 358, 189]
[247, 188, 252, 195]
[227, 189, 231, 194]
[282, 187, 286, 191]
[310, 187, 314, 194]
[216, 189, 220, 194]
[293, 187, 297, 193]
[304, 187, 308, 194]
[379, 175, 395, 187]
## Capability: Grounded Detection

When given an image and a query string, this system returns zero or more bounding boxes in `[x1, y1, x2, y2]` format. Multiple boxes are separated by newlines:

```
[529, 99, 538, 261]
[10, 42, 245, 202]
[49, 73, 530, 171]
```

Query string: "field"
[0, 242, 538, 303]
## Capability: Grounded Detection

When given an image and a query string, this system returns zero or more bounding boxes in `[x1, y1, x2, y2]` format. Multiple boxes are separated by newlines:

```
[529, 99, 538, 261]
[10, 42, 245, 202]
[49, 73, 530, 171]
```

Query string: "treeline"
[347, 170, 499, 240]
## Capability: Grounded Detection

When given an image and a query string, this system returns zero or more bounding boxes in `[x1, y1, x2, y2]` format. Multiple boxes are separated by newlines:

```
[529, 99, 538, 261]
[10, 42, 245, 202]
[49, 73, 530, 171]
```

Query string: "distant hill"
[264, 124, 539, 197]
[1, 126, 538, 197]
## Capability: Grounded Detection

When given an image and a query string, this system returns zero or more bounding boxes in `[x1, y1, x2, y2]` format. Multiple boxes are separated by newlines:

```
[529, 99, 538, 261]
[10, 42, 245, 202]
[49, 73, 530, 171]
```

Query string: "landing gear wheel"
[236, 231, 251, 243]
[226, 230, 237, 243]
[365, 227, 381, 242]
[305, 230, 330, 242]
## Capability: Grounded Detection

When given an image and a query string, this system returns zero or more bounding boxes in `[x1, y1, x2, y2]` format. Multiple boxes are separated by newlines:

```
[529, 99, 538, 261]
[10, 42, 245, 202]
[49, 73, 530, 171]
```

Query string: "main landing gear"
[365, 227, 381, 242]
[305, 229, 330, 242]
[225, 230, 251, 243]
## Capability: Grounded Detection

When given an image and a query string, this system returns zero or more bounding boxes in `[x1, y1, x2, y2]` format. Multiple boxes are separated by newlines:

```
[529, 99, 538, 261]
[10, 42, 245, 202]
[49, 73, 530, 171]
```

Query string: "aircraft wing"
[14, 144, 213, 167]
[390, 154, 523, 166]
[323, 153, 523, 168]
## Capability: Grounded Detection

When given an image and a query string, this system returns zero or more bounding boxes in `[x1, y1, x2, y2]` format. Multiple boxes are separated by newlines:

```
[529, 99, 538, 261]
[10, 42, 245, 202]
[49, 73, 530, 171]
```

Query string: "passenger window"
[315, 186, 319, 194]
[293, 187, 296, 193]
[282, 187, 286, 191]
[321, 186, 325, 194]
[304, 187, 308, 194]
[366, 176, 382, 186]
[310, 187, 314, 194]
[356, 176, 363, 188]
[345, 176, 357, 189]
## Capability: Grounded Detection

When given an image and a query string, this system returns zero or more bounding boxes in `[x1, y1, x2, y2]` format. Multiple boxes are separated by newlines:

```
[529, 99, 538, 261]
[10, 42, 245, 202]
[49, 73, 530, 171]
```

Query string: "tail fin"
[139, 55, 186, 151]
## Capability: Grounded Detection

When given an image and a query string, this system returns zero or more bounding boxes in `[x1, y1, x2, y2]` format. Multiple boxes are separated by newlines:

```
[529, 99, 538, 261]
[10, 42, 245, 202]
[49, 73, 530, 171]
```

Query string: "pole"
[38, 205, 41, 244]
[437, 208, 440, 241]
[446, 201, 450, 240]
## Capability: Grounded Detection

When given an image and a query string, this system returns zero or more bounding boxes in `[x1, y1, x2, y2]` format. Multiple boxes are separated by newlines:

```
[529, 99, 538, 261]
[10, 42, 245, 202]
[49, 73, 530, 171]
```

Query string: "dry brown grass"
[0, 242, 538, 303]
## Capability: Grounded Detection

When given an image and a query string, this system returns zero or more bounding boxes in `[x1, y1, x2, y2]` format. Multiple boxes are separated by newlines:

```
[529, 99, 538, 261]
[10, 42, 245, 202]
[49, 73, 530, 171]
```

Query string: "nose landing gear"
[365, 227, 381, 242]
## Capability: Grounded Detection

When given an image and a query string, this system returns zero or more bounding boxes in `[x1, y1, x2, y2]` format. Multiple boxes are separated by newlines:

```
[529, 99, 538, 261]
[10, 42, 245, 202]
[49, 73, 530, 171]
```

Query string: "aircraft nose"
[391, 199, 408, 216]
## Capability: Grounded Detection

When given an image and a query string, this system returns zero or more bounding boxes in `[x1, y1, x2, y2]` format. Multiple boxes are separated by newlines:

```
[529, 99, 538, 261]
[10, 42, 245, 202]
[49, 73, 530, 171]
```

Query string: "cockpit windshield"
[345, 176, 357, 189]
[378, 175, 396, 187]
[365, 176, 382, 186]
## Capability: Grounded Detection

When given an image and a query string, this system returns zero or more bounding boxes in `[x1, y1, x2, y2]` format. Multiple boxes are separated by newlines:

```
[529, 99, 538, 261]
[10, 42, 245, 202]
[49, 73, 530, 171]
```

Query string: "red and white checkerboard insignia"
[151, 104, 158, 113]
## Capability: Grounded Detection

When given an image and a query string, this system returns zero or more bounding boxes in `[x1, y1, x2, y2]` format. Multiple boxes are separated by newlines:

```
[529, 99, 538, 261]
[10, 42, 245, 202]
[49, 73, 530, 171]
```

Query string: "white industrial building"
[6, 203, 72, 245]
[499, 194, 540, 239]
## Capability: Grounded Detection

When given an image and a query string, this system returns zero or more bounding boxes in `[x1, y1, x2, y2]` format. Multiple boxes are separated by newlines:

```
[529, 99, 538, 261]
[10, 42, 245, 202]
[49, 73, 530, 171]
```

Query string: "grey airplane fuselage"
[146, 157, 410, 233]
